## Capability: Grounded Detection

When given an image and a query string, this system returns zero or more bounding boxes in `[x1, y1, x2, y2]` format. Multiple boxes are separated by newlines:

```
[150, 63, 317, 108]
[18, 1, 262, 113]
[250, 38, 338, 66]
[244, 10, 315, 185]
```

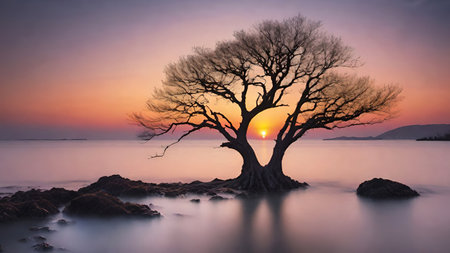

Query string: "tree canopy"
[134, 15, 401, 158]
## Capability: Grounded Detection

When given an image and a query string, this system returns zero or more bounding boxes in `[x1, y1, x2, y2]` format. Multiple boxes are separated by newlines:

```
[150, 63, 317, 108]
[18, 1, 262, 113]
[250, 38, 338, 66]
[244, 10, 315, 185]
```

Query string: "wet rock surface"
[64, 192, 160, 217]
[357, 178, 420, 199]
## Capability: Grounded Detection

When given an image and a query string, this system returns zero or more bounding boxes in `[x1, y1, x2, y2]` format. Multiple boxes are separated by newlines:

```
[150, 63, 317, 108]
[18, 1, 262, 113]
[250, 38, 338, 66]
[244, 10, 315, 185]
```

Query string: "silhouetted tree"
[134, 15, 401, 192]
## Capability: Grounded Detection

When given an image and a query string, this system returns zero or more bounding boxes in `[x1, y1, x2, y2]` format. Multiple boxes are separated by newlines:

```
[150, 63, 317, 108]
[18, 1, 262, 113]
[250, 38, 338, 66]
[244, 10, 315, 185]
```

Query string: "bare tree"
[133, 15, 401, 192]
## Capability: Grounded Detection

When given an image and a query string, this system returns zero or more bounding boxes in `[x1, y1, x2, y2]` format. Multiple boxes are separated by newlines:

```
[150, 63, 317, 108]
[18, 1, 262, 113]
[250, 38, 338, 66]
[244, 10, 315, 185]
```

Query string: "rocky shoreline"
[0, 175, 421, 223]
[0, 174, 254, 222]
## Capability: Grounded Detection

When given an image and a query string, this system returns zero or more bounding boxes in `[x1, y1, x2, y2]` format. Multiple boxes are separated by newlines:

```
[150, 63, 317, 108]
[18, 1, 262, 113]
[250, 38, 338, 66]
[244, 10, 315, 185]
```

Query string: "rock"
[78, 175, 158, 197]
[78, 175, 236, 198]
[0, 188, 78, 222]
[19, 238, 28, 242]
[64, 192, 160, 217]
[33, 235, 47, 241]
[56, 219, 73, 225]
[209, 195, 227, 201]
[33, 242, 53, 251]
[357, 178, 420, 199]
[190, 199, 200, 203]
[206, 191, 217, 196]
[29, 226, 53, 232]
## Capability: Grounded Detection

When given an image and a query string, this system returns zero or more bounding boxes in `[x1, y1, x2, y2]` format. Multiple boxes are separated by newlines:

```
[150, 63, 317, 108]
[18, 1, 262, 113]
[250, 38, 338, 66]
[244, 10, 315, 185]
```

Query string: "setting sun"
[261, 130, 267, 139]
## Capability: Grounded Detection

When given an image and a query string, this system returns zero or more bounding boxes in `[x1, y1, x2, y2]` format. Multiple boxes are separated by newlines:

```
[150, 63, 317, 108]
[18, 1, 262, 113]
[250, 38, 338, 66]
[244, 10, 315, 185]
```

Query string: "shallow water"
[0, 140, 449, 252]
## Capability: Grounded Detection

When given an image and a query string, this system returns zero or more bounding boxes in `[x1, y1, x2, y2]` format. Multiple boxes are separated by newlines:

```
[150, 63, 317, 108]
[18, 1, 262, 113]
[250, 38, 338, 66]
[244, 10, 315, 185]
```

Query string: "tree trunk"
[226, 142, 307, 192]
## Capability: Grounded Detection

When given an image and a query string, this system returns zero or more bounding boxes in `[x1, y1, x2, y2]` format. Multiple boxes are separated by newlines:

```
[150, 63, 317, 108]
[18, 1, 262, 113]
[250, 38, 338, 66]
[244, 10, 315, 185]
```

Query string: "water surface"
[0, 140, 449, 252]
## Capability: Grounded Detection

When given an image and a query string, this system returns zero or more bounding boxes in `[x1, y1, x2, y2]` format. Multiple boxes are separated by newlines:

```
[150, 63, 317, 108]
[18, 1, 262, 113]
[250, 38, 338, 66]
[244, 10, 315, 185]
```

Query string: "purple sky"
[0, 0, 449, 139]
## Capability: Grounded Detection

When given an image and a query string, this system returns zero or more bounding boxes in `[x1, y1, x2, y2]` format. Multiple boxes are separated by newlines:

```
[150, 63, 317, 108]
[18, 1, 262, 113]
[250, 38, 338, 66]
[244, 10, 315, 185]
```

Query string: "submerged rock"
[190, 199, 200, 203]
[56, 219, 71, 225]
[357, 178, 419, 199]
[64, 192, 160, 217]
[209, 195, 227, 201]
[33, 242, 53, 251]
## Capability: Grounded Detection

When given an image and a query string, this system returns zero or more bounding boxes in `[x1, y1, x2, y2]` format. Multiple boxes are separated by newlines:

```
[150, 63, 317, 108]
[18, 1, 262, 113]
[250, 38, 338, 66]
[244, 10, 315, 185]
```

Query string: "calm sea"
[0, 140, 449, 252]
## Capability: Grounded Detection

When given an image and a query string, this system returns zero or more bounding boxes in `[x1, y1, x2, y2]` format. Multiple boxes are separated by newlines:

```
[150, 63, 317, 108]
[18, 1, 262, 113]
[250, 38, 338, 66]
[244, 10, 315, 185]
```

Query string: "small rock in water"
[56, 219, 69, 225]
[33, 235, 47, 241]
[357, 178, 420, 199]
[29, 226, 53, 232]
[190, 199, 200, 203]
[209, 195, 227, 201]
[33, 242, 54, 251]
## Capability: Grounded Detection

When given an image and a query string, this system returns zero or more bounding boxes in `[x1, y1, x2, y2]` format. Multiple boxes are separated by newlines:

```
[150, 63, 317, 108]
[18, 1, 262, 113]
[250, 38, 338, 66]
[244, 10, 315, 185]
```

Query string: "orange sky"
[0, 0, 449, 139]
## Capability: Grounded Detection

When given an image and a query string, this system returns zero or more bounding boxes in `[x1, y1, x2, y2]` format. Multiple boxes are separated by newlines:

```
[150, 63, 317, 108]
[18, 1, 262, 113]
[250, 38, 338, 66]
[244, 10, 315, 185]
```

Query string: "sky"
[0, 0, 449, 139]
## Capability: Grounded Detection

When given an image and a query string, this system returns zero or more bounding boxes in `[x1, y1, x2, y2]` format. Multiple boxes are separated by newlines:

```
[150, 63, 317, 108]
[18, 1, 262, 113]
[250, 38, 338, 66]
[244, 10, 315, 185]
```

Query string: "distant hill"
[324, 124, 450, 140]
[323, 136, 381, 140]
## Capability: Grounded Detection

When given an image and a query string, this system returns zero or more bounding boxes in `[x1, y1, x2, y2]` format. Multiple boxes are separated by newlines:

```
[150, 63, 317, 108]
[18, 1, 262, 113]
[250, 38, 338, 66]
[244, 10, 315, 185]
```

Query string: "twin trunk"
[228, 144, 304, 192]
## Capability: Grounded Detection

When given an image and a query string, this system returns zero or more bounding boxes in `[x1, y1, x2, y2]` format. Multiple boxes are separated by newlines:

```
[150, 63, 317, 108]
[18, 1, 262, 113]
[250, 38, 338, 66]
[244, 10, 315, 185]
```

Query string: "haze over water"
[0, 140, 449, 252]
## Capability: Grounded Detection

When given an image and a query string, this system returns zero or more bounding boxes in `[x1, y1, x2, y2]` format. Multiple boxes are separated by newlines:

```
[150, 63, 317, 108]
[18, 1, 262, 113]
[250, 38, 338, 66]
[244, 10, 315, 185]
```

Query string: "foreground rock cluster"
[0, 175, 167, 222]
[0, 174, 246, 222]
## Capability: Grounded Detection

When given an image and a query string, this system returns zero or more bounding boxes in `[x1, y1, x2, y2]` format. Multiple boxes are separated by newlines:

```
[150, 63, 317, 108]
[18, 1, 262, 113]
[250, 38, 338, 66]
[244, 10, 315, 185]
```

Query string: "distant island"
[417, 133, 450, 141]
[324, 124, 450, 141]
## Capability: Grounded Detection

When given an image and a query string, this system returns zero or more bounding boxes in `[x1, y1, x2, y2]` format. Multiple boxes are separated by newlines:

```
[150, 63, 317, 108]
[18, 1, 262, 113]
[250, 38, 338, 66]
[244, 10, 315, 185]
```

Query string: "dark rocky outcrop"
[64, 192, 160, 217]
[357, 178, 419, 199]
[78, 175, 246, 197]
[0, 188, 78, 222]
[78, 175, 161, 196]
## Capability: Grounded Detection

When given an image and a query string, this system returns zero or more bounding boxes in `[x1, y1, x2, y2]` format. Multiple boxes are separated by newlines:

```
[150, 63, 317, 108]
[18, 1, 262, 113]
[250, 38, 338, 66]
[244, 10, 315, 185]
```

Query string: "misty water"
[0, 140, 449, 252]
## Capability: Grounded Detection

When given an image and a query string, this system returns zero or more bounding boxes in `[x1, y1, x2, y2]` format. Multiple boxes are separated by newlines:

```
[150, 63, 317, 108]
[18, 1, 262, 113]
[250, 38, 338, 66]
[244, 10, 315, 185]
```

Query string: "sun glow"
[261, 130, 267, 139]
